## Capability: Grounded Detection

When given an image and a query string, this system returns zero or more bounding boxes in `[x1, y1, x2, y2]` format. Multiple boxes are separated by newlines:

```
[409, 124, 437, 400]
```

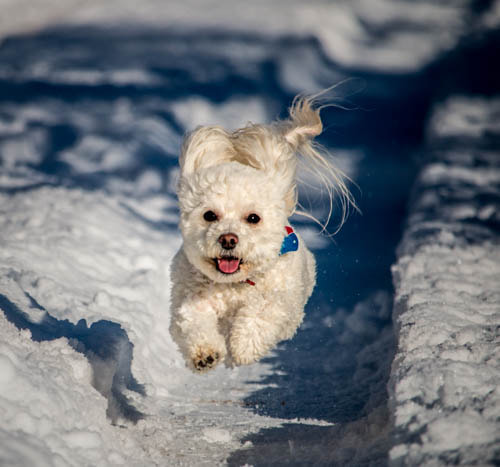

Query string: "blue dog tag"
[280, 226, 299, 256]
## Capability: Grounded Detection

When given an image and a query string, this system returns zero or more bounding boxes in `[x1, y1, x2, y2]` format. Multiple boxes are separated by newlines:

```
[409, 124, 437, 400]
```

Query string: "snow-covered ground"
[0, 0, 499, 465]
[2, 0, 499, 75]
[389, 96, 500, 465]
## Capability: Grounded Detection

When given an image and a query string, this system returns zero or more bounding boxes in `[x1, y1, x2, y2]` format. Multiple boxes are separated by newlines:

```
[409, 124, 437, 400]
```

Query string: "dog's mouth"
[214, 256, 241, 274]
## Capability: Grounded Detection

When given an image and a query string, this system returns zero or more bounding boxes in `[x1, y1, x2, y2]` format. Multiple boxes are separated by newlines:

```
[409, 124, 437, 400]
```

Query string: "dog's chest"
[208, 282, 257, 317]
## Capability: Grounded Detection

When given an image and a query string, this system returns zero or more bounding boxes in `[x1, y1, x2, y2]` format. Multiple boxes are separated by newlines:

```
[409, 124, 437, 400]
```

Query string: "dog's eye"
[246, 213, 261, 224]
[203, 210, 218, 222]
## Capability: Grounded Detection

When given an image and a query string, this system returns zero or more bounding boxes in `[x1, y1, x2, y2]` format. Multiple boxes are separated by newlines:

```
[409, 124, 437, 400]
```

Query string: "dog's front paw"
[230, 348, 259, 366]
[230, 333, 266, 366]
[230, 316, 281, 366]
[191, 346, 223, 372]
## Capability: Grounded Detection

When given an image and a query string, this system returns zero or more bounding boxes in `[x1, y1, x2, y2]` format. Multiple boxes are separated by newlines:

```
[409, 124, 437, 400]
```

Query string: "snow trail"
[0, 1, 498, 465]
[0, 24, 404, 465]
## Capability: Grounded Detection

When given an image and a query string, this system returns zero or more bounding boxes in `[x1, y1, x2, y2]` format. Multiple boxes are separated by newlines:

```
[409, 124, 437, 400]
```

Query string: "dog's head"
[177, 126, 296, 283]
[176, 95, 352, 283]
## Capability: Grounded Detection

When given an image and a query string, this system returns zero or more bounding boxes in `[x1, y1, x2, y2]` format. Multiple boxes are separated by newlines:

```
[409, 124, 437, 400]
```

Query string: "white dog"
[169, 93, 351, 372]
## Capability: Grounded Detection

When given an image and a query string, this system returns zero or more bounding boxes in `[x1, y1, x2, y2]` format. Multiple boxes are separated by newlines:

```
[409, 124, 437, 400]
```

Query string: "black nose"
[218, 233, 238, 250]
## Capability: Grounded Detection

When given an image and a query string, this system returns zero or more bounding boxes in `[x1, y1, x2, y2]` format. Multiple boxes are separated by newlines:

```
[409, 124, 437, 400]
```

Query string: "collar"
[280, 225, 299, 255]
[244, 225, 298, 286]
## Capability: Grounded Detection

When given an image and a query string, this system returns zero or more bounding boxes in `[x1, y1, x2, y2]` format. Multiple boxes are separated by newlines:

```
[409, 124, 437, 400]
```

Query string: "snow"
[0, 182, 298, 465]
[1, 0, 496, 73]
[429, 96, 500, 140]
[0, 314, 144, 466]
[0, 29, 354, 463]
[389, 96, 500, 465]
[203, 428, 232, 444]
[170, 97, 269, 132]
[0, 0, 498, 465]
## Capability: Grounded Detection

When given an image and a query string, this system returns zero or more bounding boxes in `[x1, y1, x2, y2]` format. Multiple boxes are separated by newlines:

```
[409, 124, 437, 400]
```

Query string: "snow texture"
[1, 0, 498, 74]
[0, 0, 499, 465]
[389, 96, 500, 465]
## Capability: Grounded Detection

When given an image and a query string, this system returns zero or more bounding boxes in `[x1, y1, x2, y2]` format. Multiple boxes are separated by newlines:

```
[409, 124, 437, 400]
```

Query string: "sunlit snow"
[0, 0, 498, 465]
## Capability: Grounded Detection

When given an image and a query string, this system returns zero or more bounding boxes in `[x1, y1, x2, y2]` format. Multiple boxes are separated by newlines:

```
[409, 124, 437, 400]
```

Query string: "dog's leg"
[229, 299, 304, 366]
[171, 297, 227, 372]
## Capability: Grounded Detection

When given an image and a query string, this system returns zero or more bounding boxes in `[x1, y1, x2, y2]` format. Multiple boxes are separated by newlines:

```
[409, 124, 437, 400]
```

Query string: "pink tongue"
[218, 258, 240, 274]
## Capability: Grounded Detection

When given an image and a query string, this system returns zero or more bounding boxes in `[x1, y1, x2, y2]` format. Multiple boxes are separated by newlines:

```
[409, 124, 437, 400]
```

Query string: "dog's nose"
[218, 233, 238, 250]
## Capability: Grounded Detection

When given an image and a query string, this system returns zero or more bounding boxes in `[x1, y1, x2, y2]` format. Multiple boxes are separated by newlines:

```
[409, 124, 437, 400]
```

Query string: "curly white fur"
[169, 93, 350, 372]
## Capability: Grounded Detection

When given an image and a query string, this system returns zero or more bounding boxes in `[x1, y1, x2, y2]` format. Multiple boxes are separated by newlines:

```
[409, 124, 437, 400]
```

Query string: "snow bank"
[389, 96, 500, 465]
[0, 313, 150, 466]
[1, 1, 497, 464]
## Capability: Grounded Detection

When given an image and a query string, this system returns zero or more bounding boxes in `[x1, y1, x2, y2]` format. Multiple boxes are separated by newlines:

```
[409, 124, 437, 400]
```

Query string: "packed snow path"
[0, 1, 499, 466]
[0, 24, 410, 466]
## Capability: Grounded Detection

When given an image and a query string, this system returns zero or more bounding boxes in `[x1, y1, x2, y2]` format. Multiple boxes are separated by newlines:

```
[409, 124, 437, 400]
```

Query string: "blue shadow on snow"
[0, 292, 145, 424]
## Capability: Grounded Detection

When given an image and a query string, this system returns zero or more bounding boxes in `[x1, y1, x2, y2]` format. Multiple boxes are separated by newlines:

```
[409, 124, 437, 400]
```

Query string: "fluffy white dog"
[169, 94, 351, 372]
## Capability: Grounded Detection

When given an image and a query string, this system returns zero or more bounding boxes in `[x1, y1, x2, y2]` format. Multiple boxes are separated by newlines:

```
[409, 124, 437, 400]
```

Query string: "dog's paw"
[229, 335, 264, 366]
[191, 346, 222, 372]
[231, 349, 259, 366]
[230, 316, 281, 366]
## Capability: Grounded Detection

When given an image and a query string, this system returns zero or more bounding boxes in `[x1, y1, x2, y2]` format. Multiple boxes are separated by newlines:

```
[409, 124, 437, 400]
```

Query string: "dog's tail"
[280, 89, 357, 234]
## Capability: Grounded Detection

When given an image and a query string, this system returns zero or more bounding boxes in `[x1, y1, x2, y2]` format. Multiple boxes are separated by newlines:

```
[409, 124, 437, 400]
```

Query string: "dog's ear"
[284, 183, 298, 217]
[179, 126, 234, 176]
[281, 93, 356, 232]
[283, 97, 322, 149]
